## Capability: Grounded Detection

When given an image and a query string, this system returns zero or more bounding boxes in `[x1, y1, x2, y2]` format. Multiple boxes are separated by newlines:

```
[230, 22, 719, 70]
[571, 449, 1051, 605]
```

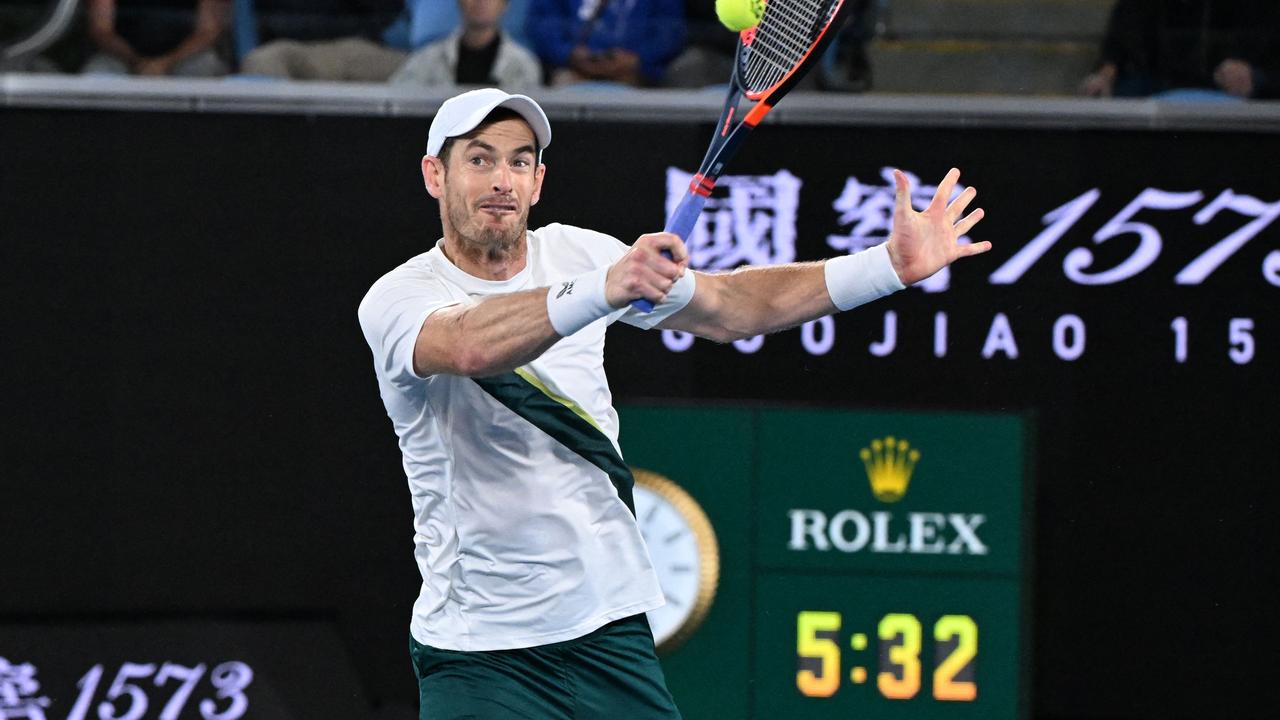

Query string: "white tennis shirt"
[358, 223, 695, 651]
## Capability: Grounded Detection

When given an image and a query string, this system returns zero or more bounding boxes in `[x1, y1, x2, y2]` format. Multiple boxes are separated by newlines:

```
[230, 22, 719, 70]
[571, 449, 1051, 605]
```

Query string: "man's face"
[458, 0, 506, 27]
[430, 116, 544, 258]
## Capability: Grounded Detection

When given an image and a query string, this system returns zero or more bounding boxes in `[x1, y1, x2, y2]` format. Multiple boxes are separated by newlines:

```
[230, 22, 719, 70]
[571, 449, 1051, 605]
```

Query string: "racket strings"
[741, 0, 839, 94]
[743, 7, 818, 89]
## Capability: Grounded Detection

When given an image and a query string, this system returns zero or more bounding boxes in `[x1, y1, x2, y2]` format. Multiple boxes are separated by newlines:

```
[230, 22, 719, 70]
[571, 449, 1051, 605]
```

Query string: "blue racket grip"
[631, 192, 707, 312]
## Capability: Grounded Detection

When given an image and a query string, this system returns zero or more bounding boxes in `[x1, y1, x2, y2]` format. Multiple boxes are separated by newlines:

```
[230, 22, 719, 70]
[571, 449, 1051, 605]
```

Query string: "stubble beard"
[446, 187, 528, 265]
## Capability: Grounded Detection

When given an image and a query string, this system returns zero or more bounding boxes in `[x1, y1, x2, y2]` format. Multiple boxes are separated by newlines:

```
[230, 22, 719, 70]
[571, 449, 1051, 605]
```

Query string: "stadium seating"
[868, 0, 1112, 95]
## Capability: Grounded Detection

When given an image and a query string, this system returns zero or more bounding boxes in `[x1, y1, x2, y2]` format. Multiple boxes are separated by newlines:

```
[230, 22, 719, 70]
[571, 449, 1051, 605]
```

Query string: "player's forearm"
[413, 289, 562, 377]
[670, 245, 905, 342]
[690, 263, 838, 342]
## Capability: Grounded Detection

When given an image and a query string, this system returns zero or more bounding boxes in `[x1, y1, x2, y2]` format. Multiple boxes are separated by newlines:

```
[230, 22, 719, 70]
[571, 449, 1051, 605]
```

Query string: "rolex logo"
[860, 436, 920, 503]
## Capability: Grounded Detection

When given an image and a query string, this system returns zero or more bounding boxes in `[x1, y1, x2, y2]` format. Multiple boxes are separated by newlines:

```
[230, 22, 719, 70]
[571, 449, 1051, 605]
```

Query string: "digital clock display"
[754, 574, 1024, 718]
[619, 405, 1030, 720]
[798, 610, 978, 701]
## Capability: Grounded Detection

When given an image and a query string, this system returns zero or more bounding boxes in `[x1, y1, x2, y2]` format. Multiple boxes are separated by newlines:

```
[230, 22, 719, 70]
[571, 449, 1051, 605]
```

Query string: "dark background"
[1, 106, 1277, 719]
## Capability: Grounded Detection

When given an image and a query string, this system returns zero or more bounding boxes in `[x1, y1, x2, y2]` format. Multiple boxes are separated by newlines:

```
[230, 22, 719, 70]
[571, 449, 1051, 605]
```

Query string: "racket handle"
[630, 192, 708, 312]
[665, 192, 708, 241]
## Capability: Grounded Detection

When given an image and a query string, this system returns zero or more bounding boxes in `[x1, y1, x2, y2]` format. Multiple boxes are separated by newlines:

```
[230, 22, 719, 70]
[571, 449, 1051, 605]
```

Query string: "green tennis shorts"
[409, 614, 683, 720]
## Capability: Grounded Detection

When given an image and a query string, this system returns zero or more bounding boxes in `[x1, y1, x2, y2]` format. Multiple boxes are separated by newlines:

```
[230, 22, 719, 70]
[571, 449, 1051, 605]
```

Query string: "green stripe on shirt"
[472, 371, 636, 515]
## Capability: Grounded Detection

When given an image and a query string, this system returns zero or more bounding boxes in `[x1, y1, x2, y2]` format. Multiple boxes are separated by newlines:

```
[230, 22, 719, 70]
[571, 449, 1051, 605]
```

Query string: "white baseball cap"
[426, 88, 552, 161]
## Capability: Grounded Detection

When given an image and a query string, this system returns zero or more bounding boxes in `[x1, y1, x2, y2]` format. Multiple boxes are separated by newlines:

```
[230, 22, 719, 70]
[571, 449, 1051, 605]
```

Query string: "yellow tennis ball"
[716, 0, 764, 32]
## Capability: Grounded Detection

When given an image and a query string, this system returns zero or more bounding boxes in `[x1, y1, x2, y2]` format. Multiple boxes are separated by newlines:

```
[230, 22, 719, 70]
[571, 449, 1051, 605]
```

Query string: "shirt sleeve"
[357, 270, 459, 384]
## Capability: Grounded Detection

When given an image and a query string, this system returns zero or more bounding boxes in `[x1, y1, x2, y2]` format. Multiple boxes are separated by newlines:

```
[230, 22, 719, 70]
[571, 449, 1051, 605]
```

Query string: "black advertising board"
[1, 99, 1276, 719]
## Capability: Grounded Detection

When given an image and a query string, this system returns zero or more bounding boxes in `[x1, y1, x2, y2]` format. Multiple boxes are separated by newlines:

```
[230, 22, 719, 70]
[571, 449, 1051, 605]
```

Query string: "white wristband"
[824, 243, 907, 311]
[546, 265, 614, 336]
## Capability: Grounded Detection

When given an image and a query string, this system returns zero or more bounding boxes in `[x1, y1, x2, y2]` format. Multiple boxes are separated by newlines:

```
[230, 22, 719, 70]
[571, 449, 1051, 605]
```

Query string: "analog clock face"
[632, 470, 719, 653]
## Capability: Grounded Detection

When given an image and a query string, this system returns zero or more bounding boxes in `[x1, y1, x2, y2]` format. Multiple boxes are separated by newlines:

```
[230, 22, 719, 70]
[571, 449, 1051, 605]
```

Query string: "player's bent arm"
[413, 289, 561, 377]
[414, 256, 636, 377]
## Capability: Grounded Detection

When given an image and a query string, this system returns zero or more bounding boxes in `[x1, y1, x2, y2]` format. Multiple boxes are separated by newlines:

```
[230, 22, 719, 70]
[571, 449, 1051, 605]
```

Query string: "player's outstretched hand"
[607, 232, 689, 308]
[886, 168, 990, 286]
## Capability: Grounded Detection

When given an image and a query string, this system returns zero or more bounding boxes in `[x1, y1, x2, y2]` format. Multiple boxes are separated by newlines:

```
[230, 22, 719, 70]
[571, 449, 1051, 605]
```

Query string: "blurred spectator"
[527, 0, 684, 87]
[83, 0, 230, 76]
[662, 0, 734, 88]
[240, 0, 408, 81]
[392, 0, 540, 91]
[1080, 0, 1279, 99]
[401, 0, 534, 50]
[820, 0, 878, 93]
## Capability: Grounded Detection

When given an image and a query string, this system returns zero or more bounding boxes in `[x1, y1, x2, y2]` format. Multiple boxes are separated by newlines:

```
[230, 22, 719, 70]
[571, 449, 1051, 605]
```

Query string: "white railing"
[3, 73, 1280, 133]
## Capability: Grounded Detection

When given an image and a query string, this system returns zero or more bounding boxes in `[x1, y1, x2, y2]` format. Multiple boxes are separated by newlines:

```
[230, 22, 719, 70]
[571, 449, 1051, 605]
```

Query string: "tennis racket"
[633, 0, 856, 311]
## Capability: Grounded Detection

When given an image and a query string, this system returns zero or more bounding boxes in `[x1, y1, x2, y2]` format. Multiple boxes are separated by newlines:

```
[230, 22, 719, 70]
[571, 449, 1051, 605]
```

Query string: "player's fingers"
[635, 232, 688, 274]
[645, 252, 683, 282]
[637, 231, 680, 250]
[632, 271, 674, 304]
[650, 232, 688, 269]
[893, 169, 911, 214]
[618, 270, 668, 305]
[643, 237, 686, 280]
[664, 236, 690, 269]
[649, 263, 680, 290]
[930, 168, 961, 212]
[956, 239, 993, 257]
[628, 260, 677, 290]
[629, 239, 668, 269]
[946, 186, 977, 221]
[954, 208, 985, 237]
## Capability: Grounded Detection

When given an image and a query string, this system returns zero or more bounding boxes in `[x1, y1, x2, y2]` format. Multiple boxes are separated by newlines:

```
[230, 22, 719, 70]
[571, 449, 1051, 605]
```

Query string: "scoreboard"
[620, 406, 1030, 720]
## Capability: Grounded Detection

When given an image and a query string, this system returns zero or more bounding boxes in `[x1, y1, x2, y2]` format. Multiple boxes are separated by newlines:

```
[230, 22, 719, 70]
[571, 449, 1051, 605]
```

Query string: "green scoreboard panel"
[619, 405, 1031, 720]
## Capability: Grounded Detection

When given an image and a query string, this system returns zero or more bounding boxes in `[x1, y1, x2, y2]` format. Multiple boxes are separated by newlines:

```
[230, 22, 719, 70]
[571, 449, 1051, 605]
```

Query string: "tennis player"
[358, 88, 988, 720]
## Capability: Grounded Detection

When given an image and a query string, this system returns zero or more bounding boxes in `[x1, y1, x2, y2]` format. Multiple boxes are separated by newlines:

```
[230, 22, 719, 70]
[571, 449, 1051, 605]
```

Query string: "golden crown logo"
[859, 436, 920, 503]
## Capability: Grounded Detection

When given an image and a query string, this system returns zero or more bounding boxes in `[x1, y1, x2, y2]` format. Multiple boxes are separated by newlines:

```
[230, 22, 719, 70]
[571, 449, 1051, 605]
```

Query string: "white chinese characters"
[0, 657, 50, 720]
[665, 167, 801, 270]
